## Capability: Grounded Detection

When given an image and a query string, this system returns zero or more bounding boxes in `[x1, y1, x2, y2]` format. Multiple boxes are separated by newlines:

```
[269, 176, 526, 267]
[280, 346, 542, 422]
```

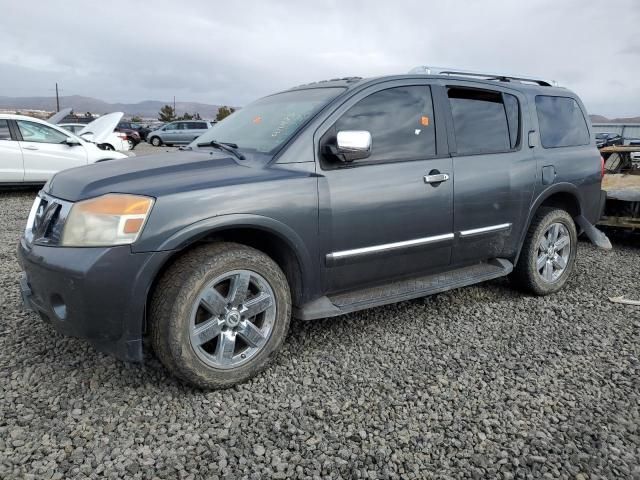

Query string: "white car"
[0, 113, 127, 184]
[59, 123, 131, 152]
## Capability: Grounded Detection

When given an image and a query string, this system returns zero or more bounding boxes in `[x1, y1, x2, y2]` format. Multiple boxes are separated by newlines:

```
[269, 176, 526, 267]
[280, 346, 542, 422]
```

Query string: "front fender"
[144, 213, 316, 292]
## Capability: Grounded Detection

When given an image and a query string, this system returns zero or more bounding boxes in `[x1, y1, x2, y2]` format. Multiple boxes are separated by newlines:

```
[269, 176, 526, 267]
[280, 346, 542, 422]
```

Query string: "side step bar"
[295, 258, 513, 321]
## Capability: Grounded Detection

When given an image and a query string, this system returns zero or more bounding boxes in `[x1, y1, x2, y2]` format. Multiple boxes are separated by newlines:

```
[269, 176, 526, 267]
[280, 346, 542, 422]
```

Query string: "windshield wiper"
[196, 140, 246, 160]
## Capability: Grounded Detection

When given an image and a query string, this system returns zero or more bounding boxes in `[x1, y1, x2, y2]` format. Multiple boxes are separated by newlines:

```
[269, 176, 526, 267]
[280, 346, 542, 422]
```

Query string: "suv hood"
[47, 150, 298, 202]
[79, 112, 124, 144]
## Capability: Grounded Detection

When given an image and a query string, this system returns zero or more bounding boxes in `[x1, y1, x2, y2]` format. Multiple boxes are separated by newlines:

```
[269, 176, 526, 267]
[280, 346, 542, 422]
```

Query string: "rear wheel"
[150, 136, 162, 147]
[511, 207, 577, 295]
[149, 243, 291, 389]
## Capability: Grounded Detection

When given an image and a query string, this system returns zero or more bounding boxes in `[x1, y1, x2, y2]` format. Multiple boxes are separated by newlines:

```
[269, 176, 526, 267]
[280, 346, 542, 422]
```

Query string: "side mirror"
[64, 137, 81, 146]
[336, 130, 372, 162]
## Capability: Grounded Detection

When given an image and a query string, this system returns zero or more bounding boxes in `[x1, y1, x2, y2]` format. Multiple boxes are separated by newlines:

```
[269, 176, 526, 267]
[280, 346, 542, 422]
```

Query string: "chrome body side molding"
[459, 223, 512, 238]
[327, 233, 454, 262]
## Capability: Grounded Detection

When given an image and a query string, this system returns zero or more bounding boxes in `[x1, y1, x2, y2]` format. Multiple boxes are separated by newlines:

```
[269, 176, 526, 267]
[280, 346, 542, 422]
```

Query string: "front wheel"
[149, 243, 291, 389]
[511, 207, 577, 295]
[150, 136, 162, 147]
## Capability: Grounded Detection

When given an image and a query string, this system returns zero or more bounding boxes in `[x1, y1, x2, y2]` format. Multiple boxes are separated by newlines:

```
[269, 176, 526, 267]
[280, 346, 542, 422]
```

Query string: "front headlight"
[61, 194, 154, 247]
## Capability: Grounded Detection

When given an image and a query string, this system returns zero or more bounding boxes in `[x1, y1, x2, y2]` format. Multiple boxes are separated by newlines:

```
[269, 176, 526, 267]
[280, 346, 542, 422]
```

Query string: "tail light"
[118, 133, 128, 140]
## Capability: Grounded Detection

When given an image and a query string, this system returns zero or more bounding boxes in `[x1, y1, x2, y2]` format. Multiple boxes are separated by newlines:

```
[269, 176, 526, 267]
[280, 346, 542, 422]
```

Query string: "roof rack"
[409, 66, 558, 87]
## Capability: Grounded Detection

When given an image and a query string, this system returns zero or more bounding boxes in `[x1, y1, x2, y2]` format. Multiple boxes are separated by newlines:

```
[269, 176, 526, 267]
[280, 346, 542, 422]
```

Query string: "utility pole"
[173, 95, 176, 114]
[55, 83, 60, 112]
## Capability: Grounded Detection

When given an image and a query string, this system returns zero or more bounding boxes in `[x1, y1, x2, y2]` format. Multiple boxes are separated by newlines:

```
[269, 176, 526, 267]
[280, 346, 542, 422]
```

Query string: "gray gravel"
[1, 190, 639, 479]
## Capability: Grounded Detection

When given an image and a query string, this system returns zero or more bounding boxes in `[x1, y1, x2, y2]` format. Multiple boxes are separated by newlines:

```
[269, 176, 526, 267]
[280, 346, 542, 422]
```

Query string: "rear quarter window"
[535, 96, 590, 148]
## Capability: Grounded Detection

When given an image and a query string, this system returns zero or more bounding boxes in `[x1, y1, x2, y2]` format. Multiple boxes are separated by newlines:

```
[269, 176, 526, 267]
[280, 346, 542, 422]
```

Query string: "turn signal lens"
[61, 194, 154, 246]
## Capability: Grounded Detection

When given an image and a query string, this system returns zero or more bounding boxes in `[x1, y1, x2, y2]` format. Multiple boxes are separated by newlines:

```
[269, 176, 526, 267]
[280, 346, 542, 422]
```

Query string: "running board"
[295, 258, 513, 320]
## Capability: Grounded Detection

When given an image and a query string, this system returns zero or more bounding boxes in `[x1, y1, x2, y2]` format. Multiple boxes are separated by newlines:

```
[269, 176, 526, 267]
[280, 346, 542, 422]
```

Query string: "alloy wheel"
[189, 270, 276, 369]
[536, 222, 571, 283]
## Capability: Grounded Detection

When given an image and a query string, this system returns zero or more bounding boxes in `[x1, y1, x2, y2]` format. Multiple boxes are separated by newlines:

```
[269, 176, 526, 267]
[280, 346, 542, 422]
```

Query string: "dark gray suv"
[18, 68, 607, 388]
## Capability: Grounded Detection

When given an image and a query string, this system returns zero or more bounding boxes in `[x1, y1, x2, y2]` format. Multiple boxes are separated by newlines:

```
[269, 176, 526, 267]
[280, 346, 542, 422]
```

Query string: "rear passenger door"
[0, 120, 23, 182]
[443, 83, 537, 265]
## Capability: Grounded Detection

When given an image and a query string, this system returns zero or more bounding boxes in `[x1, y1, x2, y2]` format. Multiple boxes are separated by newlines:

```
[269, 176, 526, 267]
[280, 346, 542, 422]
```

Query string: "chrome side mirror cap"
[336, 130, 372, 162]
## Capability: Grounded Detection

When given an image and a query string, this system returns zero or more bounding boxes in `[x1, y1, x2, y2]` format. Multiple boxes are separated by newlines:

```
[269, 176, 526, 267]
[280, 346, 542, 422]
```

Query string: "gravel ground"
[130, 142, 179, 157]
[1, 190, 639, 479]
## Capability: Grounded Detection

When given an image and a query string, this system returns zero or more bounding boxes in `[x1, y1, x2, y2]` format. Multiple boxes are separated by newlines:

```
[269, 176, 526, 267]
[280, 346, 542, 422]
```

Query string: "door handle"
[23, 145, 39, 150]
[424, 173, 450, 184]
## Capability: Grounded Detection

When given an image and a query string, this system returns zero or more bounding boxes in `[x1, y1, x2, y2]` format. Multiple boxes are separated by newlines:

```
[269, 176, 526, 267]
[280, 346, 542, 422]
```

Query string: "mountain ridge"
[0, 95, 226, 119]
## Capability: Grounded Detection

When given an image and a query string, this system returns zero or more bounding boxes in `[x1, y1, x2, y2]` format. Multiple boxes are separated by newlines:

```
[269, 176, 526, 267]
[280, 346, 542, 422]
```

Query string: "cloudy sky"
[1, 0, 639, 116]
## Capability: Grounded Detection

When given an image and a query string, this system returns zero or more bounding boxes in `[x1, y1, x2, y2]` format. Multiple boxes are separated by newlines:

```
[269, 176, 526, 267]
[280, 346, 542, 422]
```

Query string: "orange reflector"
[123, 218, 144, 234]
[77, 194, 153, 215]
[420, 116, 430, 126]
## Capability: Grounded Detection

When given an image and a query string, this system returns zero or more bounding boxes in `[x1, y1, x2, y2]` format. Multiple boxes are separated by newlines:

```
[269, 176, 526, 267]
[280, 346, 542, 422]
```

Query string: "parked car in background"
[147, 120, 213, 146]
[0, 114, 126, 184]
[114, 126, 141, 149]
[17, 68, 607, 388]
[595, 132, 623, 148]
[118, 121, 151, 141]
[59, 123, 131, 152]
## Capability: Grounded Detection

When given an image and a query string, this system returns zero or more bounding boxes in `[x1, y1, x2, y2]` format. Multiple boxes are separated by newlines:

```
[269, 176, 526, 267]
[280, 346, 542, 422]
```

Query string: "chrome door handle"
[23, 145, 39, 150]
[424, 173, 450, 184]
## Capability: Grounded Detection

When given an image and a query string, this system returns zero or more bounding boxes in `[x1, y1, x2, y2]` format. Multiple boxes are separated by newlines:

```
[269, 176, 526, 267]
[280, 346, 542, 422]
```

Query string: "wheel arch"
[513, 184, 583, 264]
[147, 215, 317, 309]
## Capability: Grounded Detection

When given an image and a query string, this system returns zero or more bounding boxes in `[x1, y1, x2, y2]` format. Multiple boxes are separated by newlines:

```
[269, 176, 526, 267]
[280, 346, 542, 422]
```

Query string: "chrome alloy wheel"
[189, 270, 276, 369]
[536, 222, 571, 283]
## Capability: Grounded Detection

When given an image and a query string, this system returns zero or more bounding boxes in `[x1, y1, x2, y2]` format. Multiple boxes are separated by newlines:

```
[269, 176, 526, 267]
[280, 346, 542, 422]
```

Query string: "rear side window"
[448, 88, 520, 155]
[0, 120, 11, 140]
[334, 85, 436, 163]
[535, 96, 589, 148]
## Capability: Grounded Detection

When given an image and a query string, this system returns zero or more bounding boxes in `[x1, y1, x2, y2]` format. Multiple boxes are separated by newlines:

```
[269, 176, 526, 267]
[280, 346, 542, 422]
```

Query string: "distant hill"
[0, 95, 227, 119]
[590, 114, 640, 123]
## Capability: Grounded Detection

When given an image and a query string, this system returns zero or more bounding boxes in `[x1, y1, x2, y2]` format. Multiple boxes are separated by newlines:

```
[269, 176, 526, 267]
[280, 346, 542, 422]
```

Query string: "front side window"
[0, 120, 11, 140]
[164, 123, 177, 130]
[333, 85, 436, 163]
[17, 120, 68, 144]
[536, 96, 590, 148]
[192, 87, 344, 154]
[448, 88, 517, 155]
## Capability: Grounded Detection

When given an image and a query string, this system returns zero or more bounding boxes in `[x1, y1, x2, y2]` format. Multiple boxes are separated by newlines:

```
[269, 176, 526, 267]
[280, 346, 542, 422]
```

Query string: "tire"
[150, 136, 162, 147]
[149, 242, 291, 389]
[127, 139, 135, 150]
[511, 207, 577, 295]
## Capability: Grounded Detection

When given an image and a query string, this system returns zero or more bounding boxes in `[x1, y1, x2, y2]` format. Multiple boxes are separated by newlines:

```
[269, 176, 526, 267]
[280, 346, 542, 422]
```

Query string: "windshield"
[191, 87, 344, 153]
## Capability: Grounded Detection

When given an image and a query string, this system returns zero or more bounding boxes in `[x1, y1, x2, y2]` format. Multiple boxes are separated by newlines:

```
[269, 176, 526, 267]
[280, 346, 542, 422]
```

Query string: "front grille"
[27, 193, 72, 246]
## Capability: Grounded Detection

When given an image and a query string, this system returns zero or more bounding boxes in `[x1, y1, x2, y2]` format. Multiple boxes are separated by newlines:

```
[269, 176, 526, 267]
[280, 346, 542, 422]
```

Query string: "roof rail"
[409, 66, 558, 87]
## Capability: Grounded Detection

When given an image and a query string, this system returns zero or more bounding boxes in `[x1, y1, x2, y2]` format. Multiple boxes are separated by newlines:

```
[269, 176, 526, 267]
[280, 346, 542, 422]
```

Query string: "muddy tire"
[511, 207, 578, 295]
[149, 242, 291, 389]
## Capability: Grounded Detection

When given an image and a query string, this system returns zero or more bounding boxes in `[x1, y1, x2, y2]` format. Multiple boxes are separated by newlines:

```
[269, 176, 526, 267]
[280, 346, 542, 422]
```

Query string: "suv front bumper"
[17, 238, 172, 362]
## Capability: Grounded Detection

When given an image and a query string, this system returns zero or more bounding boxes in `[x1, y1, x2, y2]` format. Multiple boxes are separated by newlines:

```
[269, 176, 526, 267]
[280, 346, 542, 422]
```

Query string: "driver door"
[317, 81, 454, 293]
[16, 120, 88, 182]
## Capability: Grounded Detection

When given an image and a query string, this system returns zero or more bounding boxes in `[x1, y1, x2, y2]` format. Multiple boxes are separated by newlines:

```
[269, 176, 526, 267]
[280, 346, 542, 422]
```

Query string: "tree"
[216, 106, 235, 122]
[180, 112, 194, 120]
[193, 112, 202, 120]
[158, 105, 176, 122]
[131, 115, 142, 123]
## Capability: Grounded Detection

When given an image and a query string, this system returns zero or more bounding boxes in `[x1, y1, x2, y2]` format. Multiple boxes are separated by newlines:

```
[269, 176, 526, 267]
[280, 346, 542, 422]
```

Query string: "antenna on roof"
[409, 66, 558, 87]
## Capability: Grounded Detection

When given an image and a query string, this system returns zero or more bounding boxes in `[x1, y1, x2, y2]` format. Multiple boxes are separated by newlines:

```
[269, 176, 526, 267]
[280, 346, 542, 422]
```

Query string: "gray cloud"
[0, 0, 639, 116]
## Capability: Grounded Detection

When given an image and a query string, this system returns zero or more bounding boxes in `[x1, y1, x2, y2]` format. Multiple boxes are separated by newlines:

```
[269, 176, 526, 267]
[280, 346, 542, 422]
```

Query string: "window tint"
[188, 122, 207, 129]
[17, 120, 68, 144]
[334, 86, 436, 162]
[535, 96, 590, 148]
[504, 93, 520, 149]
[0, 120, 11, 140]
[448, 88, 514, 155]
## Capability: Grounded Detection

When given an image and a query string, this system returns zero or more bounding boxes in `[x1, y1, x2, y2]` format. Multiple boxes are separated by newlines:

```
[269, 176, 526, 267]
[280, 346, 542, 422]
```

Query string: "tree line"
[157, 105, 235, 123]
